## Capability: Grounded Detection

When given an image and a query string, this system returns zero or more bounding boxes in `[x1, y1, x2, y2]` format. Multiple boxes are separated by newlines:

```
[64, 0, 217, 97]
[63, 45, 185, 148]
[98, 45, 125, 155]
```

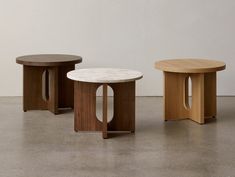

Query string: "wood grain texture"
[164, 72, 189, 120]
[47, 67, 59, 114]
[157, 59, 225, 124]
[23, 66, 48, 111]
[58, 65, 75, 108]
[156, 59, 226, 73]
[74, 81, 103, 131]
[109, 81, 136, 132]
[190, 73, 204, 124]
[204, 72, 217, 118]
[16, 54, 82, 66]
[17, 54, 82, 114]
[102, 84, 108, 139]
[73, 81, 136, 138]
[163, 71, 217, 124]
[22, 65, 76, 114]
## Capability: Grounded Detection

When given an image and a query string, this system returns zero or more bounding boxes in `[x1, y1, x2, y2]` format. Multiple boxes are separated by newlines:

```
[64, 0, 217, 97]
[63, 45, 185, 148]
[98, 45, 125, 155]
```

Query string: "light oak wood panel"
[164, 72, 189, 120]
[190, 73, 204, 124]
[156, 59, 226, 73]
[204, 72, 217, 118]
[163, 72, 217, 124]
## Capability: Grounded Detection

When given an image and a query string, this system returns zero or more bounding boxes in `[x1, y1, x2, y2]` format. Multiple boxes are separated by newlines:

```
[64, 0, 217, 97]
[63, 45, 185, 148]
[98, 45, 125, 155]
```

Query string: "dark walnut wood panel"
[16, 54, 82, 66]
[102, 84, 108, 139]
[58, 65, 75, 108]
[23, 65, 75, 114]
[108, 81, 135, 132]
[74, 81, 136, 138]
[23, 66, 48, 111]
[47, 67, 59, 114]
[74, 81, 103, 131]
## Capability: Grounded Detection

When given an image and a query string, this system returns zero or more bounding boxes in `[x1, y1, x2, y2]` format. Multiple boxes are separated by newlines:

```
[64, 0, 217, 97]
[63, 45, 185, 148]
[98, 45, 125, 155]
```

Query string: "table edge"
[16, 58, 82, 66]
[155, 61, 226, 73]
[67, 75, 143, 84]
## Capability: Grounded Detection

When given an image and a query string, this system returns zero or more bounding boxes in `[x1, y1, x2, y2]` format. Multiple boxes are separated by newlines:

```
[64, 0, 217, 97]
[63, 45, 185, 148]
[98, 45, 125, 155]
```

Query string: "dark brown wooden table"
[16, 54, 82, 114]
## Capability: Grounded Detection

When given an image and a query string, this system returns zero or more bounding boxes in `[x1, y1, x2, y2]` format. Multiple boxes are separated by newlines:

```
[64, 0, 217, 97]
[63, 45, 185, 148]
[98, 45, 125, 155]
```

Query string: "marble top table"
[67, 68, 143, 83]
[16, 54, 82, 114]
[155, 58, 226, 124]
[67, 68, 143, 139]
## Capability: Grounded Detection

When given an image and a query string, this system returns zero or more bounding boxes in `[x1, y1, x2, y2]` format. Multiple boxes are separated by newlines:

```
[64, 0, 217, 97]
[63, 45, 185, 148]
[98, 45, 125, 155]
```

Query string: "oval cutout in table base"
[184, 76, 192, 109]
[42, 69, 49, 101]
[96, 85, 114, 123]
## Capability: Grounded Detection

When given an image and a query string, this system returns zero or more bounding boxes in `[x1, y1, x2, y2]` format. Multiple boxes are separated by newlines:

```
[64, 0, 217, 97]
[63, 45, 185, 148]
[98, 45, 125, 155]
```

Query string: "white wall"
[0, 0, 234, 96]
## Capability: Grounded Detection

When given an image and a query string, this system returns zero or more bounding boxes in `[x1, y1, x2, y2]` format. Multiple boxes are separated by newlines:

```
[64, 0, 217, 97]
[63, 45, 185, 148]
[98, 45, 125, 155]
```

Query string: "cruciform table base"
[164, 71, 217, 124]
[74, 81, 136, 139]
[23, 65, 74, 114]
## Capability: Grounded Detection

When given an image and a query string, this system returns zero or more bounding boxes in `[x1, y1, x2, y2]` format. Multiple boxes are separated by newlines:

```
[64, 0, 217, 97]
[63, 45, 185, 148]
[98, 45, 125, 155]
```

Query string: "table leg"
[23, 66, 48, 111]
[47, 67, 59, 114]
[164, 71, 217, 124]
[74, 81, 102, 132]
[109, 81, 136, 132]
[204, 72, 217, 118]
[164, 72, 189, 121]
[102, 84, 108, 139]
[74, 81, 135, 138]
[190, 73, 205, 124]
[58, 65, 75, 108]
[23, 65, 75, 114]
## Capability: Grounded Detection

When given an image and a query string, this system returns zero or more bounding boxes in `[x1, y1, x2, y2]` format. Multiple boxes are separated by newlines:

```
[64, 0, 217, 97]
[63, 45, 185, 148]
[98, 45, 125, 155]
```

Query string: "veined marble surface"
[67, 68, 143, 83]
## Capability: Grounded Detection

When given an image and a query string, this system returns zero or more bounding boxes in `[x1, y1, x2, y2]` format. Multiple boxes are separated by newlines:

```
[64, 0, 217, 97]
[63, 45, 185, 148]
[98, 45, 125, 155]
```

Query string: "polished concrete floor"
[0, 97, 235, 177]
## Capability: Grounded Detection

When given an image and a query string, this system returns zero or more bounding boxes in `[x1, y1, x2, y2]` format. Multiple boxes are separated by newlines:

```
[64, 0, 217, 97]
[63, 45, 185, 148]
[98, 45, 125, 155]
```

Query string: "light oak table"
[16, 54, 82, 114]
[67, 68, 143, 139]
[155, 59, 226, 124]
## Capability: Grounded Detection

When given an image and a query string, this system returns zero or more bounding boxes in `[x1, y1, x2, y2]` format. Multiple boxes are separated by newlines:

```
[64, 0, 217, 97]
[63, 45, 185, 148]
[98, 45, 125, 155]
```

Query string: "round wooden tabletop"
[155, 59, 226, 73]
[67, 68, 143, 83]
[16, 54, 82, 66]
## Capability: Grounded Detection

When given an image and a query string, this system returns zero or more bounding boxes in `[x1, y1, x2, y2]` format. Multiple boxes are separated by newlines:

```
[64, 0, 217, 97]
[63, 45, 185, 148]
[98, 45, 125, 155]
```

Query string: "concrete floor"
[0, 97, 235, 177]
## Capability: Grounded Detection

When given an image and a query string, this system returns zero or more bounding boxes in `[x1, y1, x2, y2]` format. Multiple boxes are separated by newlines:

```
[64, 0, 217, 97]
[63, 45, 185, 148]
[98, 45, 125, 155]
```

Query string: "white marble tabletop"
[67, 68, 143, 83]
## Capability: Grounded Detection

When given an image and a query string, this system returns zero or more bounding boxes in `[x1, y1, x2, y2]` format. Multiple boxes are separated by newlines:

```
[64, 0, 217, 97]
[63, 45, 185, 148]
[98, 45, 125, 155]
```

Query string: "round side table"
[155, 59, 226, 124]
[16, 54, 82, 114]
[67, 68, 143, 139]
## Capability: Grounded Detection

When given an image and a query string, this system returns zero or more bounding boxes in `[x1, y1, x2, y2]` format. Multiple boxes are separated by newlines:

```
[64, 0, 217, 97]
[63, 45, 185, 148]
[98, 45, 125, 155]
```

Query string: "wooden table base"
[164, 71, 216, 124]
[23, 65, 74, 114]
[74, 81, 136, 139]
